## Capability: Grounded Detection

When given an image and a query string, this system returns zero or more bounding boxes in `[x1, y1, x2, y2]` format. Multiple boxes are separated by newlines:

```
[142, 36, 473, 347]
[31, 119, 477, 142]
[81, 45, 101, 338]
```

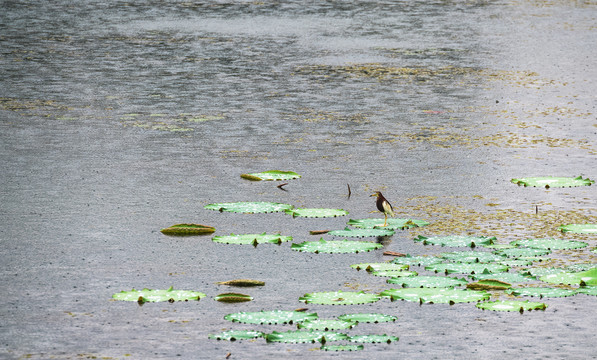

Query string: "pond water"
[1, 1, 596, 359]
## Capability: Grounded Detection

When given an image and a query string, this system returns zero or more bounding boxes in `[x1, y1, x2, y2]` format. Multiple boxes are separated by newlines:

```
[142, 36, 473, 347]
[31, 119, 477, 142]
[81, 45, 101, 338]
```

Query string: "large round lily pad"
[265, 330, 348, 343]
[321, 344, 364, 351]
[299, 291, 381, 305]
[476, 300, 547, 312]
[510, 238, 587, 250]
[540, 268, 597, 286]
[347, 218, 429, 230]
[291, 239, 383, 254]
[439, 251, 505, 263]
[112, 286, 206, 303]
[348, 334, 399, 344]
[470, 272, 536, 283]
[506, 287, 576, 298]
[380, 288, 489, 304]
[350, 262, 409, 272]
[511, 176, 594, 188]
[391, 255, 443, 267]
[240, 170, 301, 181]
[576, 286, 597, 296]
[337, 313, 397, 323]
[497, 248, 551, 258]
[212, 233, 292, 246]
[328, 227, 394, 237]
[559, 224, 597, 234]
[208, 330, 264, 341]
[425, 262, 508, 275]
[205, 201, 293, 213]
[387, 275, 467, 288]
[224, 310, 318, 325]
[297, 319, 356, 331]
[286, 208, 349, 218]
[414, 235, 496, 248]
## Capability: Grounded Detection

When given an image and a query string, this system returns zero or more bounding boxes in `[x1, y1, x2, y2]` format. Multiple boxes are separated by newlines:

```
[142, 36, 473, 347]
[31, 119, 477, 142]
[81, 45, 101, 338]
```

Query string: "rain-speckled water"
[1, 1, 596, 359]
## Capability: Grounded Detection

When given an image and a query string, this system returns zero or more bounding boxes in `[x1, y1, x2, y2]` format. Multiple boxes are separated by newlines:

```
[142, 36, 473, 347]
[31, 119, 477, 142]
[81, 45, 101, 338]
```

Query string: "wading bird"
[370, 191, 395, 227]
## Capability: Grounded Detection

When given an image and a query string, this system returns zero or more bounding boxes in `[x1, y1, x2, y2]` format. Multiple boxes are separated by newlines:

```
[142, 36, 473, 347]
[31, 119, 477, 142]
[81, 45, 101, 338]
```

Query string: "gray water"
[1, 1, 596, 359]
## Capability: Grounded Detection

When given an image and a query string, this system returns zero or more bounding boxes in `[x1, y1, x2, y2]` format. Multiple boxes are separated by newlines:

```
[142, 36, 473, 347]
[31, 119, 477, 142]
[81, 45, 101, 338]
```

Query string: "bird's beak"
[370, 193, 377, 197]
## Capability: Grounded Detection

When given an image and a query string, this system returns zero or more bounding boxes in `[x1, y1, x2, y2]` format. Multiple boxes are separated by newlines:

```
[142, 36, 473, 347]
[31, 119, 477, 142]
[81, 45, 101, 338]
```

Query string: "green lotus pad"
[328, 227, 394, 237]
[208, 330, 265, 341]
[371, 270, 418, 278]
[506, 287, 576, 298]
[439, 251, 505, 263]
[351, 262, 409, 272]
[347, 218, 429, 230]
[297, 319, 356, 331]
[426, 262, 508, 275]
[576, 286, 597, 296]
[476, 300, 547, 312]
[497, 248, 551, 258]
[160, 223, 215, 235]
[510, 238, 587, 250]
[559, 224, 597, 234]
[212, 233, 292, 246]
[388, 275, 468, 288]
[391, 255, 443, 267]
[521, 267, 564, 278]
[337, 313, 397, 323]
[466, 279, 511, 291]
[240, 170, 301, 181]
[511, 176, 594, 188]
[380, 288, 490, 304]
[112, 287, 206, 303]
[414, 235, 496, 248]
[286, 208, 349, 218]
[470, 272, 536, 283]
[299, 291, 381, 305]
[214, 293, 253, 302]
[499, 259, 535, 267]
[291, 239, 383, 254]
[321, 345, 364, 351]
[204, 201, 293, 213]
[540, 268, 597, 286]
[349, 334, 399, 344]
[265, 330, 348, 343]
[224, 310, 318, 325]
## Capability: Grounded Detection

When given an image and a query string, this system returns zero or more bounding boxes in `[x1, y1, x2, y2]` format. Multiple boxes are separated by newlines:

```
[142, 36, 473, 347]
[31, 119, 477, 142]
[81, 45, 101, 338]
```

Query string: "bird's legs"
[383, 214, 388, 227]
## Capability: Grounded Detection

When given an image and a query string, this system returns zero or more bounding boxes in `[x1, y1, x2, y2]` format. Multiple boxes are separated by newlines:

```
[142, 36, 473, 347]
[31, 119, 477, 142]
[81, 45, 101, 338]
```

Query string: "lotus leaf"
[286, 208, 349, 218]
[212, 233, 292, 246]
[208, 330, 264, 341]
[351, 262, 409, 272]
[265, 330, 348, 343]
[112, 287, 206, 303]
[160, 223, 215, 236]
[297, 319, 356, 331]
[414, 235, 496, 248]
[483, 244, 516, 250]
[214, 293, 253, 302]
[566, 263, 597, 272]
[347, 218, 429, 230]
[499, 259, 534, 267]
[204, 201, 293, 213]
[328, 227, 394, 237]
[380, 288, 490, 304]
[466, 279, 511, 290]
[337, 313, 397, 323]
[511, 176, 594, 188]
[506, 287, 576, 298]
[321, 344, 364, 351]
[299, 291, 381, 305]
[510, 238, 587, 250]
[387, 275, 467, 288]
[540, 268, 597, 286]
[224, 310, 318, 325]
[559, 224, 597, 234]
[520, 267, 563, 278]
[348, 334, 399, 344]
[291, 239, 383, 254]
[471, 272, 536, 283]
[576, 286, 597, 296]
[439, 251, 505, 263]
[240, 170, 301, 181]
[476, 300, 547, 312]
[426, 262, 508, 275]
[497, 248, 551, 258]
[391, 255, 443, 267]
[371, 270, 418, 278]
[216, 279, 265, 287]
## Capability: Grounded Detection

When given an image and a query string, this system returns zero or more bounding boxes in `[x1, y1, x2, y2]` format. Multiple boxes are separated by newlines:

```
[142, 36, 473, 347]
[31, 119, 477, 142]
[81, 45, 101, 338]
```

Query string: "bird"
[370, 191, 395, 227]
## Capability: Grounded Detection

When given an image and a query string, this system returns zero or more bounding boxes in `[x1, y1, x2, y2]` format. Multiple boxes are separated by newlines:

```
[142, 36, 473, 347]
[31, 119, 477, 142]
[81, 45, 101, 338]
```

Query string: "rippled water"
[1, 1, 596, 359]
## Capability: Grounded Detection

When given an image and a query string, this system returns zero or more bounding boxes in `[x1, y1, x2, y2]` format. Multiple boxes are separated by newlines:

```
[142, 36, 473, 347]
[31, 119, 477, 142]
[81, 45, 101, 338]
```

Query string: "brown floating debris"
[466, 279, 511, 291]
[309, 230, 330, 235]
[383, 251, 407, 257]
[160, 223, 216, 236]
[240, 173, 263, 181]
[347, 183, 352, 198]
[277, 182, 288, 190]
[217, 279, 265, 287]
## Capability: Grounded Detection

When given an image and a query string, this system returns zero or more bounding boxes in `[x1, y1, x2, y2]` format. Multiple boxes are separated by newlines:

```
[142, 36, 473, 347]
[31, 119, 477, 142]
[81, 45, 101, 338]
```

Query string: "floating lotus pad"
[391, 255, 443, 267]
[414, 235, 496, 247]
[321, 345, 364, 351]
[511, 176, 594, 188]
[347, 218, 429, 230]
[476, 300, 547, 312]
[214, 293, 253, 302]
[499, 259, 535, 267]
[160, 223, 215, 235]
[559, 224, 597, 234]
[387, 275, 468, 288]
[224, 310, 318, 325]
[510, 238, 587, 250]
[286, 208, 349, 218]
[540, 268, 597, 286]
[299, 291, 381, 305]
[291, 239, 383, 254]
[216, 279, 265, 287]
[240, 170, 301, 181]
[439, 251, 505, 263]
[208, 330, 265, 341]
[470, 272, 536, 283]
[328, 227, 394, 237]
[204, 201, 293, 213]
[566, 263, 597, 272]
[351, 262, 409, 272]
[265, 330, 348, 343]
[497, 248, 551, 258]
[371, 270, 418, 278]
[297, 319, 356, 331]
[348, 334, 399, 344]
[380, 288, 490, 304]
[112, 287, 206, 303]
[337, 313, 397, 323]
[426, 262, 508, 275]
[519, 267, 564, 278]
[506, 287, 576, 298]
[212, 233, 292, 245]
[576, 286, 597, 296]
[466, 279, 511, 291]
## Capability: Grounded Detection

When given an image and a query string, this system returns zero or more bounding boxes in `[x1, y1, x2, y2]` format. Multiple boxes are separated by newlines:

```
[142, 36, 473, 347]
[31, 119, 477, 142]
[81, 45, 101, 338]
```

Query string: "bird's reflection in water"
[376, 236, 393, 246]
